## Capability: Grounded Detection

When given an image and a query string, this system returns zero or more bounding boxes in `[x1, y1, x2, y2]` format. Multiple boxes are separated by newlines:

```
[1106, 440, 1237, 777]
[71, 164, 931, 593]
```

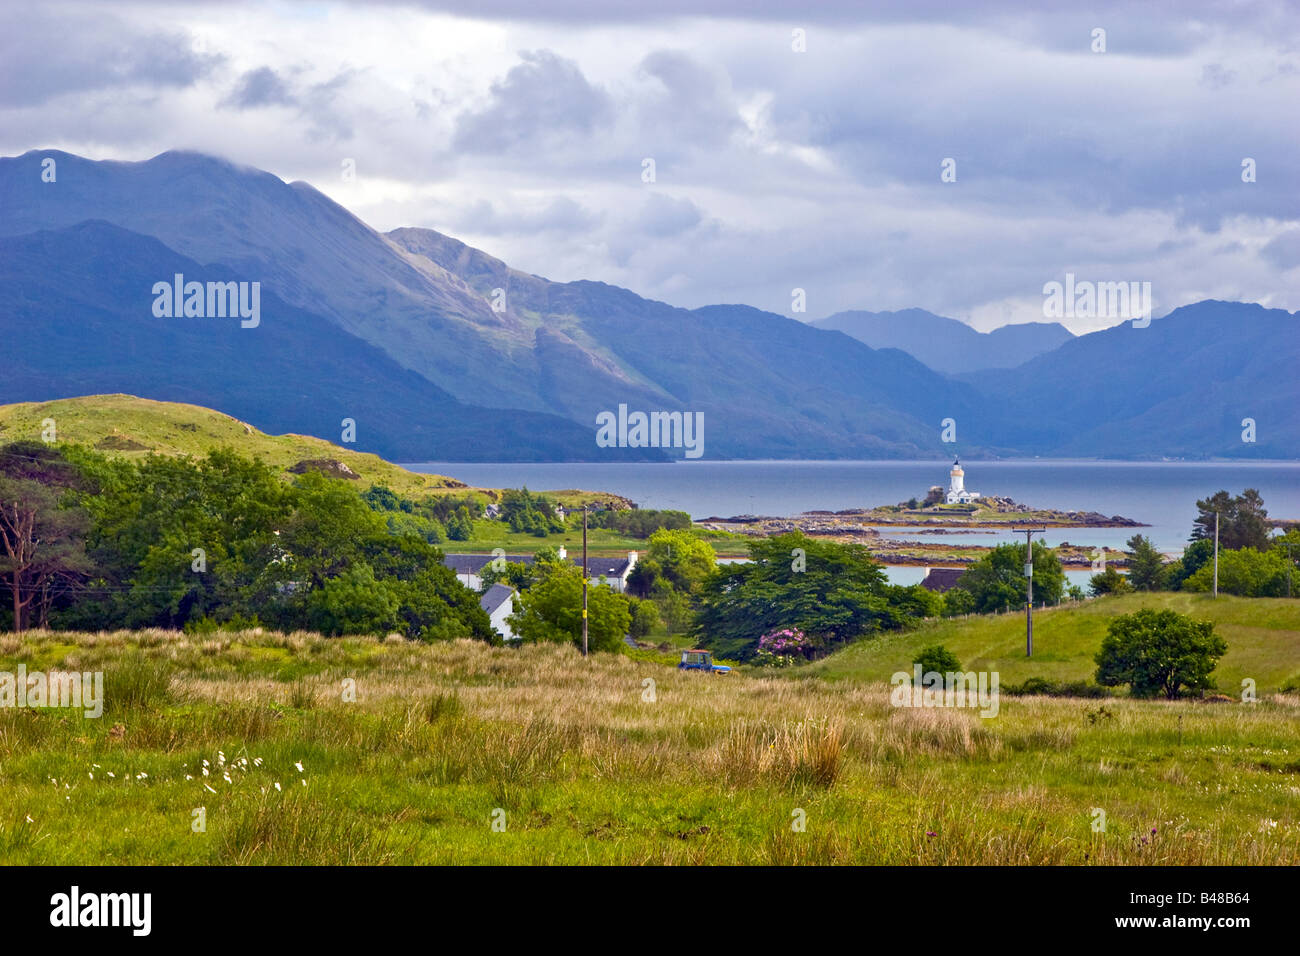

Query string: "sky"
[2, 0, 1297, 332]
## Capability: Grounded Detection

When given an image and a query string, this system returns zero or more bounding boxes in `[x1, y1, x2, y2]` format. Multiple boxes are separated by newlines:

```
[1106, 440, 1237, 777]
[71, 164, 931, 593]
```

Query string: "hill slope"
[803, 592, 1300, 693]
[811, 308, 1074, 374]
[0, 394, 471, 497]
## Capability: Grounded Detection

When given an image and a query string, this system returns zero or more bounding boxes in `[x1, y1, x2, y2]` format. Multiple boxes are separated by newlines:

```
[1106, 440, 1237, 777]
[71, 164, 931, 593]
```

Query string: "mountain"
[810, 308, 1074, 374]
[967, 300, 1298, 459]
[0, 220, 624, 461]
[0, 149, 1004, 459]
[0, 149, 1293, 461]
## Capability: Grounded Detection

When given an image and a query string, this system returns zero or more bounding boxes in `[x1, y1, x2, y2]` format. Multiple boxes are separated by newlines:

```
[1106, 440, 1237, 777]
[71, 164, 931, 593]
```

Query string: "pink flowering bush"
[753, 627, 812, 666]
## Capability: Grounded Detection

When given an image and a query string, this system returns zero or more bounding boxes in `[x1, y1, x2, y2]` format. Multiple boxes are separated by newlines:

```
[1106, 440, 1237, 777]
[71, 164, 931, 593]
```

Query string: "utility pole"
[1213, 511, 1219, 599]
[1012, 528, 1046, 657]
[582, 503, 589, 657]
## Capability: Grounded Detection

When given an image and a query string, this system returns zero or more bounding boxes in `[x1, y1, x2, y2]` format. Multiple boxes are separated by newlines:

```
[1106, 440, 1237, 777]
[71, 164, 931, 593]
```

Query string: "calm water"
[406, 460, 1300, 557]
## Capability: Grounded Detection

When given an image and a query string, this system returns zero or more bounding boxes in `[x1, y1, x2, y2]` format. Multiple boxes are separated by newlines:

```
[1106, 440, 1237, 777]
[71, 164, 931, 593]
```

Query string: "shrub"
[913, 644, 961, 675]
[1095, 608, 1226, 699]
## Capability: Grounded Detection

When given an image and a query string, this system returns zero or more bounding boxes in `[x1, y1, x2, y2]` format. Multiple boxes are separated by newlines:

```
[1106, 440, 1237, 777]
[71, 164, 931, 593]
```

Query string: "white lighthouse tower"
[945, 458, 979, 504]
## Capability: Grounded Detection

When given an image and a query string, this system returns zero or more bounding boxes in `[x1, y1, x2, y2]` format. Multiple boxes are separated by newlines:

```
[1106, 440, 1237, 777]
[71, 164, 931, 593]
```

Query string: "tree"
[886, 583, 945, 618]
[692, 532, 900, 661]
[1088, 566, 1132, 597]
[1183, 547, 1289, 597]
[941, 586, 976, 616]
[445, 506, 475, 541]
[1094, 608, 1226, 699]
[1162, 538, 1214, 591]
[627, 529, 716, 597]
[508, 562, 631, 652]
[0, 473, 91, 631]
[1125, 534, 1165, 591]
[0, 444, 94, 630]
[913, 645, 961, 674]
[627, 596, 659, 640]
[1191, 489, 1269, 551]
[958, 541, 1064, 614]
[305, 563, 401, 636]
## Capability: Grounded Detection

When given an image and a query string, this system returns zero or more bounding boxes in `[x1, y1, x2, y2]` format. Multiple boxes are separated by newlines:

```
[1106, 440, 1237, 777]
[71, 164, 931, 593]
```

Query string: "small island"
[696, 458, 1146, 567]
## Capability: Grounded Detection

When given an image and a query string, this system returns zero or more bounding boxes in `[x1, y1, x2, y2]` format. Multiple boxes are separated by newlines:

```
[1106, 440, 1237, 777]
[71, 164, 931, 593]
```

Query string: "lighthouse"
[945, 458, 979, 504]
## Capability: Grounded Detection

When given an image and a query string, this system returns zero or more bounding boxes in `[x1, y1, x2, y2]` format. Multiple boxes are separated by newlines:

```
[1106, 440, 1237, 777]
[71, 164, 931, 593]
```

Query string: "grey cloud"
[1261, 230, 1300, 271]
[452, 196, 603, 235]
[452, 50, 612, 154]
[222, 67, 296, 109]
[0, 7, 221, 108]
[634, 194, 703, 237]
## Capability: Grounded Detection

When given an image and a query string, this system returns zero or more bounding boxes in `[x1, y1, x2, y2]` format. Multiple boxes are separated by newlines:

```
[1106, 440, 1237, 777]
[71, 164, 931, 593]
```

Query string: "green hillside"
[0, 394, 467, 497]
[801, 592, 1300, 694]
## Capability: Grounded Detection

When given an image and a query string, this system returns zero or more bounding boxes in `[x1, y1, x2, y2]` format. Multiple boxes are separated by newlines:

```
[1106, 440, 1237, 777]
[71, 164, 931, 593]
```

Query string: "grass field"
[0, 395, 468, 497]
[802, 593, 1300, 694]
[2, 607, 1297, 864]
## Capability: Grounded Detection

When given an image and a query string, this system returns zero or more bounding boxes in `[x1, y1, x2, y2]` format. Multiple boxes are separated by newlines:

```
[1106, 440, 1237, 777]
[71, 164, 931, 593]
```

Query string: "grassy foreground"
[1, 626, 1296, 864]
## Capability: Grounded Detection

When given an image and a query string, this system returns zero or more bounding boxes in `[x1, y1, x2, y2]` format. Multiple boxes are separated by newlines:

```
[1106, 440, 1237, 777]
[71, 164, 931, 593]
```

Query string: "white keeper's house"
[945, 458, 980, 504]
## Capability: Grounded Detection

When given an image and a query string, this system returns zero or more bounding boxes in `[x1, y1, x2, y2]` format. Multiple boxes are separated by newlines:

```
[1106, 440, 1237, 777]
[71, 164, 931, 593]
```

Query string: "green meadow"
[2, 597, 1296, 865]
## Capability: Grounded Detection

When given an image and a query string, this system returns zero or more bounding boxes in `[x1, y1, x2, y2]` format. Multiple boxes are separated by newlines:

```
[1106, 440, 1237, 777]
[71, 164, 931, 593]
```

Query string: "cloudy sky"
[3, 0, 1298, 332]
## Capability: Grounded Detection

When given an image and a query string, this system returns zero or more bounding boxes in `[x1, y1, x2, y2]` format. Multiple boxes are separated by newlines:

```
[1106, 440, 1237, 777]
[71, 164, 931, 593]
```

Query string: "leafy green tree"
[627, 596, 659, 640]
[1191, 489, 1269, 551]
[887, 583, 945, 619]
[508, 561, 631, 652]
[959, 541, 1064, 614]
[1161, 538, 1214, 591]
[500, 487, 562, 536]
[1125, 534, 1165, 591]
[78, 449, 293, 628]
[445, 506, 474, 541]
[305, 563, 401, 636]
[277, 469, 388, 588]
[913, 645, 961, 674]
[1088, 566, 1132, 596]
[941, 586, 976, 616]
[590, 508, 691, 538]
[1094, 608, 1226, 699]
[628, 529, 716, 596]
[1183, 547, 1289, 597]
[692, 532, 899, 661]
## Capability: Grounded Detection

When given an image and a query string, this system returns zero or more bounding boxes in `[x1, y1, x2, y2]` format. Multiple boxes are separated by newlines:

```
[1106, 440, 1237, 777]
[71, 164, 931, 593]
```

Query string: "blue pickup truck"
[678, 649, 731, 674]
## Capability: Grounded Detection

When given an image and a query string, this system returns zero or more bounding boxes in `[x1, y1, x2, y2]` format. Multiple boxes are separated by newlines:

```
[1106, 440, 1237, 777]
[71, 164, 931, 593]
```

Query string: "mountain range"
[1, 149, 1294, 461]
[811, 309, 1074, 375]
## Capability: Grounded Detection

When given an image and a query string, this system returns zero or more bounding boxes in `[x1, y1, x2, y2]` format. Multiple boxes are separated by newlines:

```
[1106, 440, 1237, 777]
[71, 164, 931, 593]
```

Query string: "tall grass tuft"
[103, 652, 175, 713]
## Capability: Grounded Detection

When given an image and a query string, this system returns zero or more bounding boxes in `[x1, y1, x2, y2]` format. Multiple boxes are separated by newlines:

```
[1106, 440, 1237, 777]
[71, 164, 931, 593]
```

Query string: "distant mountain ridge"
[0, 148, 1294, 461]
[811, 308, 1075, 374]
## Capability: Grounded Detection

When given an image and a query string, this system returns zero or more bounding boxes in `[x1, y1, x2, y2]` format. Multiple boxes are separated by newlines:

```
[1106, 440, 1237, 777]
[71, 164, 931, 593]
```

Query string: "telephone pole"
[1012, 527, 1047, 657]
[582, 503, 589, 657]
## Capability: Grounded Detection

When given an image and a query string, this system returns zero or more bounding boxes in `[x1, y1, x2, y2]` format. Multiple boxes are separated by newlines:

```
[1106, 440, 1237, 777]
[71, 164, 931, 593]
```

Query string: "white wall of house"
[491, 594, 516, 641]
